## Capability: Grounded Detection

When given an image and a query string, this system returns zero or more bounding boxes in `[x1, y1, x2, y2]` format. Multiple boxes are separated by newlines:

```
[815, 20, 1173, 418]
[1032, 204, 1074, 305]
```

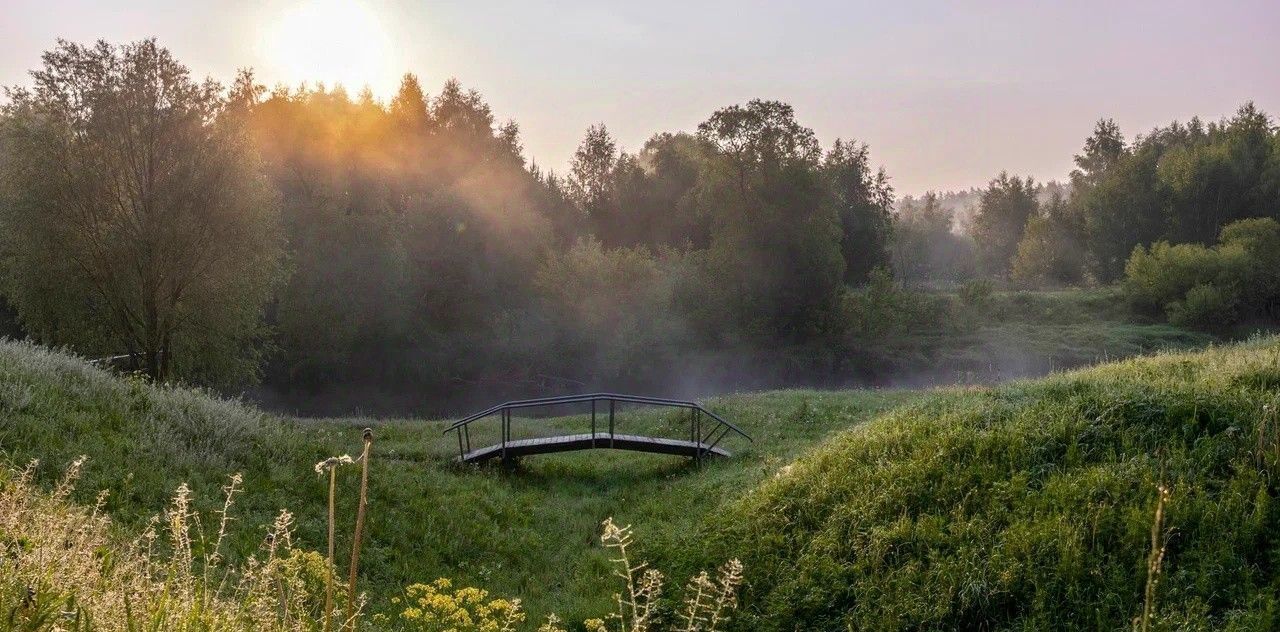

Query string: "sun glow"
[261, 0, 397, 96]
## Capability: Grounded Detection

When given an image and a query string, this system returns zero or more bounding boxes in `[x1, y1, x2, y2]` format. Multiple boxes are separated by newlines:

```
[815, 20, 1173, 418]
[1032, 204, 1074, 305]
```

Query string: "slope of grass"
[697, 336, 1280, 630]
[0, 340, 915, 624]
[5, 333, 1273, 629]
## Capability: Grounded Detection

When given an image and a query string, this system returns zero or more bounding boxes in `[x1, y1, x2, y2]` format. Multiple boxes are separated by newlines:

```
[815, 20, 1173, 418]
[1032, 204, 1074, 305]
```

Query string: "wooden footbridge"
[443, 393, 751, 464]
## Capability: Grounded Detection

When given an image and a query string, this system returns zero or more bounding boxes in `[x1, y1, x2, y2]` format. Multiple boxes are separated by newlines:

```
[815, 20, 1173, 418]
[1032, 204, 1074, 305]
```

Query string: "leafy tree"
[1071, 105, 1279, 281]
[824, 139, 894, 283]
[0, 40, 284, 384]
[891, 193, 976, 286]
[969, 173, 1039, 277]
[567, 124, 621, 238]
[1070, 119, 1126, 189]
[693, 100, 843, 342]
[1010, 190, 1086, 287]
[636, 132, 713, 248]
[534, 237, 684, 385]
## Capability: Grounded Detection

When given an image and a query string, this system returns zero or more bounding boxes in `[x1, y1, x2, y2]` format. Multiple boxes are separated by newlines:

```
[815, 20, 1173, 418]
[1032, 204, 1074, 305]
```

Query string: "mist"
[1, 40, 1272, 421]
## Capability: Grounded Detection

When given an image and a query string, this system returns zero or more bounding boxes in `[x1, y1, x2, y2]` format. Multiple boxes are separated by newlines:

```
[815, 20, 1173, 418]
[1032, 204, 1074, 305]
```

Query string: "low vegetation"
[1125, 217, 1280, 332]
[700, 336, 1280, 630]
[0, 338, 911, 625]
[6, 336, 1280, 629]
[0, 459, 338, 630]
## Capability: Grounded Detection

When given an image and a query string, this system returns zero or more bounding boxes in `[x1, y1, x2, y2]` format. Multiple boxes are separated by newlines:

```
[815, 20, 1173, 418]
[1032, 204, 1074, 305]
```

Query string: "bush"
[1167, 283, 1237, 330]
[1122, 217, 1280, 330]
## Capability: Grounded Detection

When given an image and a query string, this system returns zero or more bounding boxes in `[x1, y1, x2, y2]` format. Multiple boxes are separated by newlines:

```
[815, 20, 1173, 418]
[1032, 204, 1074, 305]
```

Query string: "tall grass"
[704, 336, 1280, 630]
[0, 459, 333, 630]
[8, 336, 1280, 629]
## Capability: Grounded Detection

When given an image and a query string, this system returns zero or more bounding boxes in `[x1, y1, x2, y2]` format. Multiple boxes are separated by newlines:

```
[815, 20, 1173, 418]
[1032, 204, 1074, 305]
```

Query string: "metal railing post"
[609, 399, 615, 448]
[591, 400, 597, 447]
[695, 409, 702, 466]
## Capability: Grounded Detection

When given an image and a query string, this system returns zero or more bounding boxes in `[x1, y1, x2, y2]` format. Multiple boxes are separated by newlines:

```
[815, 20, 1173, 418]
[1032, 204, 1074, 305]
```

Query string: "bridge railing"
[442, 392, 752, 463]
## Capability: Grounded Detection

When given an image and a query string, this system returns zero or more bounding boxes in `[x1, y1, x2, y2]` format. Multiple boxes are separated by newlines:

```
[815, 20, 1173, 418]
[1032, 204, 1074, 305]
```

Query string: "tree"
[1010, 190, 1086, 287]
[390, 73, 430, 130]
[693, 100, 843, 342]
[824, 139, 894, 283]
[891, 192, 976, 286]
[567, 124, 620, 237]
[1070, 119, 1126, 189]
[0, 40, 284, 384]
[970, 173, 1039, 277]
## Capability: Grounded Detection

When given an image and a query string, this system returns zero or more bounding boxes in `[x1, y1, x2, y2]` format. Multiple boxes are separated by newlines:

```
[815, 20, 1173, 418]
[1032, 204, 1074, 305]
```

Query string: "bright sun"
[263, 0, 395, 95]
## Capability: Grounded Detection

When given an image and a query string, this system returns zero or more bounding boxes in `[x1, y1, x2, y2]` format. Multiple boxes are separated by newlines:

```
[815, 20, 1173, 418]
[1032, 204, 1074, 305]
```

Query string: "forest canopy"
[1, 39, 1277, 414]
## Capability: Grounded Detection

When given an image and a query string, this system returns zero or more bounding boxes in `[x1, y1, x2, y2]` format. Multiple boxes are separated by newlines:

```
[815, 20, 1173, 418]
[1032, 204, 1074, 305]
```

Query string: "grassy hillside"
[698, 336, 1280, 630]
[5, 335, 1277, 629]
[0, 340, 914, 624]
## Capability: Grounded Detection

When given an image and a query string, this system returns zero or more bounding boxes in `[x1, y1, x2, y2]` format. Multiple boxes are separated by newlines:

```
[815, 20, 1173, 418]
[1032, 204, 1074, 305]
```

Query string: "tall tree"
[1070, 119, 1126, 188]
[824, 139, 894, 283]
[970, 172, 1039, 277]
[693, 100, 843, 342]
[0, 40, 284, 383]
[567, 124, 620, 237]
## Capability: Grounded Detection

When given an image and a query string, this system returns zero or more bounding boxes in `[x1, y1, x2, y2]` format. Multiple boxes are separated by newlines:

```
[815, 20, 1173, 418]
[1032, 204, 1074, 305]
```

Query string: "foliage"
[1077, 105, 1280, 281]
[891, 192, 977, 287]
[703, 337, 1280, 630]
[693, 100, 845, 344]
[1124, 217, 1280, 331]
[824, 138, 895, 283]
[0, 39, 285, 385]
[970, 172, 1040, 277]
[391, 578, 526, 632]
[0, 460, 337, 630]
[5, 39, 1270, 415]
[1011, 189, 1087, 287]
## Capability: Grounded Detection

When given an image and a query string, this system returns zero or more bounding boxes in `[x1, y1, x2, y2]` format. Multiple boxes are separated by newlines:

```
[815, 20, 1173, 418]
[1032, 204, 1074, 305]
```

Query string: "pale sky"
[3, 0, 1277, 194]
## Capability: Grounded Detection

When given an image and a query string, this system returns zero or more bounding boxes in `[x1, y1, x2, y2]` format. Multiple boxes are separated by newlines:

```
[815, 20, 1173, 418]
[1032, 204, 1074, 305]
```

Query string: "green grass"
[851, 286, 1216, 384]
[5, 333, 1279, 629]
[698, 335, 1280, 630]
[0, 340, 914, 624]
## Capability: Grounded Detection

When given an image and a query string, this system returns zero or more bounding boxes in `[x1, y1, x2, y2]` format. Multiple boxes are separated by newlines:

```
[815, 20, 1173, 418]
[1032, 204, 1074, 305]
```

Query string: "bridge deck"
[459, 432, 731, 463]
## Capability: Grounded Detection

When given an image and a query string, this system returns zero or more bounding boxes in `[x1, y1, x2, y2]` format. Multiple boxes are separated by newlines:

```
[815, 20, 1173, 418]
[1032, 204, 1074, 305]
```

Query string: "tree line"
[897, 107, 1280, 288]
[1, 40, 1277, 413]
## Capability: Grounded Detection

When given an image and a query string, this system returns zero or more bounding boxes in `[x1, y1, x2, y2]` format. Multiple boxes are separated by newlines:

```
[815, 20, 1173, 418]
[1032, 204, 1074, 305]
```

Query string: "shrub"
[1167, 283, 1237, 330]
[1122, 217, 1280, 330]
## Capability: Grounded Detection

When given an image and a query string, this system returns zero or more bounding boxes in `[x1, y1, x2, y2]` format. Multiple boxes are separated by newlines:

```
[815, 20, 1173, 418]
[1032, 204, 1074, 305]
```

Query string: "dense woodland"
[1, 40, 1279, 414]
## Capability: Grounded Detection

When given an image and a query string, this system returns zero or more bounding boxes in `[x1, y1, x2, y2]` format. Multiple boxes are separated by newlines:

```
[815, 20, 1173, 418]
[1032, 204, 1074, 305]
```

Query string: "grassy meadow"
[5, 330, 1280, 629]
[0, 338, 915, 625]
